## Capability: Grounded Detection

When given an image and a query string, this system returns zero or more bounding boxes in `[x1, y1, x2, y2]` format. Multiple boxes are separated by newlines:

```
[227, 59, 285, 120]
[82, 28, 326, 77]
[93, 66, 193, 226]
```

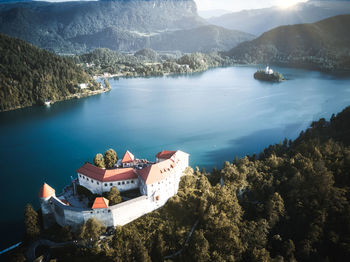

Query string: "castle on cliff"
[39, 150, 189, 229]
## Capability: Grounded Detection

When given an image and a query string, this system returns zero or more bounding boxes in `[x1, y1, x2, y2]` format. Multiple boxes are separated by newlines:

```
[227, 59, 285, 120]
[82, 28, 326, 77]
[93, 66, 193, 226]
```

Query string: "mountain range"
[0, 0, 253, 54]
[226, 14, 350, 72]
[208, 0, 350, 36]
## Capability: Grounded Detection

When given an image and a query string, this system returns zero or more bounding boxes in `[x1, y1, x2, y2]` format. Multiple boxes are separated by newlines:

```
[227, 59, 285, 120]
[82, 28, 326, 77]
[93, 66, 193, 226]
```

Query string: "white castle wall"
[77, 173, 139, 194]
[46, 195, 163, 228]
[110, 196, 152, 225]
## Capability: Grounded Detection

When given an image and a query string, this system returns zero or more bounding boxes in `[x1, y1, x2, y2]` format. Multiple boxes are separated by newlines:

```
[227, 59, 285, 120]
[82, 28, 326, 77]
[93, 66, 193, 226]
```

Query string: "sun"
[277, 0, 307, 9]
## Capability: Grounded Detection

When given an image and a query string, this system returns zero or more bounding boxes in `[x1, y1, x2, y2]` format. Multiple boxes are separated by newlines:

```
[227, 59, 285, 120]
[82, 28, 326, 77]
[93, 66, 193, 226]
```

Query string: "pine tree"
[24, 204, 40, 239]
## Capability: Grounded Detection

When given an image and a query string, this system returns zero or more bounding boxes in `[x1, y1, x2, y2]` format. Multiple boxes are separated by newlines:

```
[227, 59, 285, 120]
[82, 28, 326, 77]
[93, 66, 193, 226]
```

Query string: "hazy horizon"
[34, 0, 309, 12]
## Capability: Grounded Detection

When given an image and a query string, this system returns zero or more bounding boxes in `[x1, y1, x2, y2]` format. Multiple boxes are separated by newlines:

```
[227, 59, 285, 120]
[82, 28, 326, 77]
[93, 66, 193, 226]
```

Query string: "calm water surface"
[1, 66, 350, 249]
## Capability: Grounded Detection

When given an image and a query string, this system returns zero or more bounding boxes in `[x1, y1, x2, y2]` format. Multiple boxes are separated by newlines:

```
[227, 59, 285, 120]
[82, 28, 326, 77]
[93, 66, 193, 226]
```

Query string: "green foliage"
[24, 203, 40, 239]
[109, 226, 151, 262]
[104, 148, 118, 169]
[105, 187, 122, 206]
[76, 48, 233, 78]
[0, 33, 96, 112]
[79, 218, 106, 242]
[94, 153, 105, 168]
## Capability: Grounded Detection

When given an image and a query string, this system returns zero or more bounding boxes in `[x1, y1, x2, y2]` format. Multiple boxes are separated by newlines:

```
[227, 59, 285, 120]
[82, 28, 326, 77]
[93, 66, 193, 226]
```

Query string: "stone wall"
[78, 173, 139, 194]
[46, 195, 158, 228]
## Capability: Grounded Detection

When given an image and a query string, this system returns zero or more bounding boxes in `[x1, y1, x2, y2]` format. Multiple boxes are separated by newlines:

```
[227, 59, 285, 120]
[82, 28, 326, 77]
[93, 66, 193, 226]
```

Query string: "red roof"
[156, 150, 177, 160]
[137, 159, 174, 185]
[77, 162, 137, 182]
[122, 150, 135, 163]
[92, 197, 109, 209]
[39, 183, 55, 198]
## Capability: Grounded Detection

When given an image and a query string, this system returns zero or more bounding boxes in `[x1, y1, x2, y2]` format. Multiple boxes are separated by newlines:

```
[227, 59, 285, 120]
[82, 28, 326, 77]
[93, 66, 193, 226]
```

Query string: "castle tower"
[39, 183, 56, 228]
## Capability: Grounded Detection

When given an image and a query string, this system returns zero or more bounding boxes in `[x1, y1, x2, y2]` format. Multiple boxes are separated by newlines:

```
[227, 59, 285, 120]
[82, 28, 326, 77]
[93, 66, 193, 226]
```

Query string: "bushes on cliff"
[79, 218, 106, 243]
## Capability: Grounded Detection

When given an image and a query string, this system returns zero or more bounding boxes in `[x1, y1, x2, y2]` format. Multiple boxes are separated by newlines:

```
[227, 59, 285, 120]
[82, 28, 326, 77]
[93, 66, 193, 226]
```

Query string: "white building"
[265, 66, 274, 75]
[39, 150, 190, 228]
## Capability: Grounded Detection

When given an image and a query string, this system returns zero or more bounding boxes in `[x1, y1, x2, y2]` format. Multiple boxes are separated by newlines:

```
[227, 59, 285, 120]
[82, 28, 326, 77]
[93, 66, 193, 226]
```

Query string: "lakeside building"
[39, 150, 189, 228]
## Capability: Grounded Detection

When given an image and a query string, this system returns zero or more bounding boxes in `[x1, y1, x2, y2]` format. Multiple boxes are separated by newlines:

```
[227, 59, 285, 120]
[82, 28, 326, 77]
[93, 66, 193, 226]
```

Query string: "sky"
[36, 0, 309, 12]
[194, 0, 308, 11]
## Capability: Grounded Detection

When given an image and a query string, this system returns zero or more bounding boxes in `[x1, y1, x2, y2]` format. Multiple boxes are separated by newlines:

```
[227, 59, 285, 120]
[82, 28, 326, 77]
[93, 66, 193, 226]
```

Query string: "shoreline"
[0, 87, 111, 113]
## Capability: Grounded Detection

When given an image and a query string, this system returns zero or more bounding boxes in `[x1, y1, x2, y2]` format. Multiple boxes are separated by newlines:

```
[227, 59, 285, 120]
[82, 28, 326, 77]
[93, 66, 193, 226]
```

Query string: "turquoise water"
[1, 66, 350, 249]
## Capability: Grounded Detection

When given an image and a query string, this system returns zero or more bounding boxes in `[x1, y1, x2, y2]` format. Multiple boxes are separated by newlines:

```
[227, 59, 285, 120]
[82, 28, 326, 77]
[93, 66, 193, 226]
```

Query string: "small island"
[254, 66, 284, 82]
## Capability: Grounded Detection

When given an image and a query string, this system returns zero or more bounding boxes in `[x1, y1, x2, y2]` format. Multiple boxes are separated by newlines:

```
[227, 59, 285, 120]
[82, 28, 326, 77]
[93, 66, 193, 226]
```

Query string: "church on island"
[39, 150, 189, 229]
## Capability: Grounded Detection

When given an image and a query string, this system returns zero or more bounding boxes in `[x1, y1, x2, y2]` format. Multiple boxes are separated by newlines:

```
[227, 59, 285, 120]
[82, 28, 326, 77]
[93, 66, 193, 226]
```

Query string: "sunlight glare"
[278, 0, 307, 9]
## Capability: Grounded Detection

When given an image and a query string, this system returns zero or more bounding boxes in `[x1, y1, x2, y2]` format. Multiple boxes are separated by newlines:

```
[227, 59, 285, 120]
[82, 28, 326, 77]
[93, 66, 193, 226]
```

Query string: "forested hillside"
[226, 15, 350, 72]
[13, 105, 350, 261]
[76, 48, 232, 77]
[0, 34, 97, 112]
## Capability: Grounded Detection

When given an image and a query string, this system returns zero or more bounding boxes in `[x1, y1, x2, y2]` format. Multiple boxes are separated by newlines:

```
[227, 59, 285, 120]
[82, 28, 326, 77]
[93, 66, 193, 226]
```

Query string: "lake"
[1, 66, 350, 249]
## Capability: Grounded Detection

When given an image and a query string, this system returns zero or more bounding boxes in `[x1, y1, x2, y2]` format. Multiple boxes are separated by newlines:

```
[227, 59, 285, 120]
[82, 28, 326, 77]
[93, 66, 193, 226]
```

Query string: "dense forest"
[227, 14, 350, 72]
[0, 33, 98, 112]
[10, 105, 350, 261]
[76, 48, 232, 77]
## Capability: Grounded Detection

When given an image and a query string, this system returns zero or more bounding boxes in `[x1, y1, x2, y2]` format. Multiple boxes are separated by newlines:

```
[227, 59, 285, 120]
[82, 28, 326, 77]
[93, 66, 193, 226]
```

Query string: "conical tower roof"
[38, 183, 55, 198]
[92, 197, 109, 209]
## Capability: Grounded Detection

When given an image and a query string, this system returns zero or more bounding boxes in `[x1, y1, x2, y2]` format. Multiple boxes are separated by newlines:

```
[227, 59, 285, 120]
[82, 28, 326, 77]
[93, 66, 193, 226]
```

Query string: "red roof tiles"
[156, 150, 177, 160]
[122, 150, 135, 163]
[77, 162, 137, 182]
[92, 197, 109, 209]
[137, 159, 175, 185]
[39, 183, 55, 198]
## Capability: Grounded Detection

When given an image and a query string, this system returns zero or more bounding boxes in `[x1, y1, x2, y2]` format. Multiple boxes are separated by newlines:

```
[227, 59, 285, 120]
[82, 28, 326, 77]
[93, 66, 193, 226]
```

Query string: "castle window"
[91, 180, 93, 183]
[122, 181, 125, 185]
[90, 211, 93, 214]
[110, 183, 113, 186]
[97, 182, 99, 185]
[105, 183, 108, 186]
[131, 180, 134, 184]
[118, 182, 121, 185]
[79, 175, 81, 177]
[127, 181, 130, 184]
[108, 210, 111, 213]
[87, 178, 89, 181]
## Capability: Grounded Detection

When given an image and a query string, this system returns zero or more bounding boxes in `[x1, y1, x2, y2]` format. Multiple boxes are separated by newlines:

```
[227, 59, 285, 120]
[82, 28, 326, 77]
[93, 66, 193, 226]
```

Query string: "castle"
[39, 150, 189, 229]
